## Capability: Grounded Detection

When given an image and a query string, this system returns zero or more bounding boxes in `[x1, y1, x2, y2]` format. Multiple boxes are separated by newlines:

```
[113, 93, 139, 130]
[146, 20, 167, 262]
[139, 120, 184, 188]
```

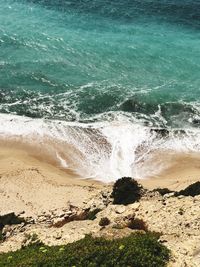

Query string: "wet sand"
[141, 153, 200, 190]
[0, 142, 199, 218]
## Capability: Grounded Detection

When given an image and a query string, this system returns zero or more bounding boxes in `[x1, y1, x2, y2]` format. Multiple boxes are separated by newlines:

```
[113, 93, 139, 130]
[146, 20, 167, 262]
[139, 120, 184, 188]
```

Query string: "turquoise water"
[0, 0, 200, 180]
[0, 0, 200, 127]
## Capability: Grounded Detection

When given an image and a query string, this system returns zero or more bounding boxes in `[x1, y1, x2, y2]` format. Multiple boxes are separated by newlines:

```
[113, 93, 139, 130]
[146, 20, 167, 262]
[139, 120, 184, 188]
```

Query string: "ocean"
[0, 0, 200, 181]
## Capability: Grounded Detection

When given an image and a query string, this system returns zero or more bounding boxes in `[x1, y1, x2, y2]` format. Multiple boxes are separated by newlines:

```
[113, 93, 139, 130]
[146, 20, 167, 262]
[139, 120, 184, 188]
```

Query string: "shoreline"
[0, 143, 200, 266]
[140, 152, 200, 191]
[0, 144, 103, 218]
[2, 112, 200, 183]
[0, 142, 200, 217]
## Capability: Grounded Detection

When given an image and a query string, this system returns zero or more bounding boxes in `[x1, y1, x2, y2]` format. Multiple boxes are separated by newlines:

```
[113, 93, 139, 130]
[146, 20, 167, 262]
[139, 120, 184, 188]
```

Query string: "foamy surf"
[1, 113, 200, 182]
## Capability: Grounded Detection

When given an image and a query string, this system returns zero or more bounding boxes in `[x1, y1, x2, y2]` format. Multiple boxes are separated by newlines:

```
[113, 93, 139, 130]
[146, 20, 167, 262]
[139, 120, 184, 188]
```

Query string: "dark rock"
[99, 217, 110, 227]
[0, 212, 25, 230]
[152, 188, 174, 196]
[175, 181, 200, 197]
[192, 119, 200, 125]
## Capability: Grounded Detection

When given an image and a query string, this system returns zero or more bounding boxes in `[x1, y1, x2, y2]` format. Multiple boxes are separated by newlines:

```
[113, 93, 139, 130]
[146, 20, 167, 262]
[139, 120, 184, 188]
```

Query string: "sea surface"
[0, 0, 200, 181]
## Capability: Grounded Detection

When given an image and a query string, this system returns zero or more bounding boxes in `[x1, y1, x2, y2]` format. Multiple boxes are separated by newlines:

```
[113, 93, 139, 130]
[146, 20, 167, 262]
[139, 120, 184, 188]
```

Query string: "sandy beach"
[0, 143, 103, 218]
[0, 143, 200, 266]
[141, 153, 200, 191]
[0, 143, 200, 218]
[1, 0, 200, 265]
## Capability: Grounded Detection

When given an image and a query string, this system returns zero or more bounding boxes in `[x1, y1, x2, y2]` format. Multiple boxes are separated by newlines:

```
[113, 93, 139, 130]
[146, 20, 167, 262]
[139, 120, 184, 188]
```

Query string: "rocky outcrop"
[0, 184, 200, 266]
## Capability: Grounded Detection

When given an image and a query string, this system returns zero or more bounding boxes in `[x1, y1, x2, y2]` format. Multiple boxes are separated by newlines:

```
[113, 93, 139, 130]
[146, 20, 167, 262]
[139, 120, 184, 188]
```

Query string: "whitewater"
[0, 0, 200, 181]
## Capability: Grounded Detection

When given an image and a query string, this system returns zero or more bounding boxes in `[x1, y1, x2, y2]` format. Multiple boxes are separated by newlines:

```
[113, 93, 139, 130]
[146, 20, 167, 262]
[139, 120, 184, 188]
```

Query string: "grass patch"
[0, 233, 170, 267]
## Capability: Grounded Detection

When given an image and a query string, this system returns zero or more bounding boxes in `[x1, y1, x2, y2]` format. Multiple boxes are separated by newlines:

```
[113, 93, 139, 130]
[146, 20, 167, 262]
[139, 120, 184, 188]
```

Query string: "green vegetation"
[0, 212, 25, 243]
[112, 224, 124, 229]
[85, 208, 102, 220]
[23, 233, 40, 246]
[112, 177, 142, 205]
[0, 212, 24, 234]
[0, 230, 3, 242]
[153, 181, 200, 198]
[127, 218, 148, 231]
[0, 233, 170, 267]
[99, 217, 110, 226]
[175, 181, 200, 197]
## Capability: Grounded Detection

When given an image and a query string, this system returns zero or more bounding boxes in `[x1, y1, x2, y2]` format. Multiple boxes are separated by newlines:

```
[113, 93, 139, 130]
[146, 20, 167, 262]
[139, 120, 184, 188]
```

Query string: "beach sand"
[0, 142, 200, 218]
[0, 143, 102, 218]
[141, 153, 200, 190]
[0, 143, 200, 266]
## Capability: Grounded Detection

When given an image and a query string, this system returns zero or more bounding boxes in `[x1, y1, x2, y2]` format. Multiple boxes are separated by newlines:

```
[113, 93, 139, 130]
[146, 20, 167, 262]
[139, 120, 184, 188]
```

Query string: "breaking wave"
[1, 113, 200, 182]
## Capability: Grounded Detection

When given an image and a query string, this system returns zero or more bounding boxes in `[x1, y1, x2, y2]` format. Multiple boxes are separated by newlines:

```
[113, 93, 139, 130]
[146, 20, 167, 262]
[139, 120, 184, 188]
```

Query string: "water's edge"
[1, 113, 200, 182]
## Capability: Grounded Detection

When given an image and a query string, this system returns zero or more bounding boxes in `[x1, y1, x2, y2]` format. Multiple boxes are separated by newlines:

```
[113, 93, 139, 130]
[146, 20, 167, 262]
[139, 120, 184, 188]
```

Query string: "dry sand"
[0, 143, 102, 218]
[0, 143, 200, 218]
[0, 143, 200, 266]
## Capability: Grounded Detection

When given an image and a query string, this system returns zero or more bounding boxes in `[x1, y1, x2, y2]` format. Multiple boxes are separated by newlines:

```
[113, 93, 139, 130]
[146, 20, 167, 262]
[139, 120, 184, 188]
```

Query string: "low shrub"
[22, 233, 41, 247]
[127, 218, 148, 231]
[112, 224, 124, 229]
[0, 213, 25, 242]
[175, 181, 200, 197]
[0, 230, 3, 242]
[0, 212, 24, 230]
[112, 177, 142, 205]
[99, 217, 110, 227]
[85, 208, 102, 220]
[0, 233, 170, 267]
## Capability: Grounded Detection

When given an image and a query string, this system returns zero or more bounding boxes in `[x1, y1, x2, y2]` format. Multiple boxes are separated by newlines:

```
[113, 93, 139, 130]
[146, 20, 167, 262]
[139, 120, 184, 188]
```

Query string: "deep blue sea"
[0, 0, 200, 181]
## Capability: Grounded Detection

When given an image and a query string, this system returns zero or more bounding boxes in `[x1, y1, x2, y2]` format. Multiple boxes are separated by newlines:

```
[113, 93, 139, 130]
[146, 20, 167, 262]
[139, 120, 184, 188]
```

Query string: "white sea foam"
[1, 113, 200, 182]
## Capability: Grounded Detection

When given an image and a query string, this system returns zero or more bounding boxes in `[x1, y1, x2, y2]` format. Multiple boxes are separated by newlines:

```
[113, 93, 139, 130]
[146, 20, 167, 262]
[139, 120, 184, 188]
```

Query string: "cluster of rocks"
[83, 188, 112, 210]
[36, 205, 86, 227]
[1, 181, 200, 266]
[37, 189, 112, 228]
[0, 207, 88, 241]
[0, 189, 112, 243]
